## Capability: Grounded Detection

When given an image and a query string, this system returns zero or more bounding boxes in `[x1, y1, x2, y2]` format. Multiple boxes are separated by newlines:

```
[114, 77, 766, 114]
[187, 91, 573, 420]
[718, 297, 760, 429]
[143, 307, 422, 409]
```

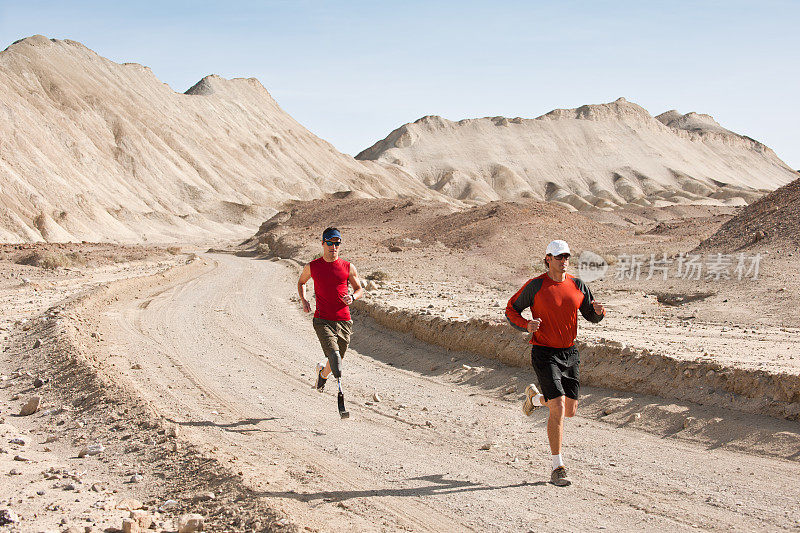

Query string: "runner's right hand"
[527, 318, 541, 333]
[301, 299, 311, 313]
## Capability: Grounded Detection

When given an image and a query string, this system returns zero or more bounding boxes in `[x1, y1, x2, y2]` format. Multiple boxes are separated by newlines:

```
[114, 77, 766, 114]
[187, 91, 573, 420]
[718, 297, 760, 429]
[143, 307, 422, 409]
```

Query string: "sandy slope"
[356, 98, 797, 207]
[0, 36, 441, 244]
[89, 253, 800, 531]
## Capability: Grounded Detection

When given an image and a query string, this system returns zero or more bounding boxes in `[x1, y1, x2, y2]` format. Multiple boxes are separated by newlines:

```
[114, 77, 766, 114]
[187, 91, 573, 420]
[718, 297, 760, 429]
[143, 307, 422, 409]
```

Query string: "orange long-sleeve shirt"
[505, 273, 604, 349]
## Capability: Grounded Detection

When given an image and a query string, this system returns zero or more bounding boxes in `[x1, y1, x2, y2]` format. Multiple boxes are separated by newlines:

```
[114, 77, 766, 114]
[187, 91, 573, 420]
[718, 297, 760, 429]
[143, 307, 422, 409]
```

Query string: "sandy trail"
[99, 253, 800, 532]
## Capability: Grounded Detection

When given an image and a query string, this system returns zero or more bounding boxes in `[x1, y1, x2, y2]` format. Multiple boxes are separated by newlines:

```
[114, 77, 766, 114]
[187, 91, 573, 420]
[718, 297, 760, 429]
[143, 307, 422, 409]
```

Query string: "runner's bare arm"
[343, 264, 364, 305]
[298, 264, 312, 313]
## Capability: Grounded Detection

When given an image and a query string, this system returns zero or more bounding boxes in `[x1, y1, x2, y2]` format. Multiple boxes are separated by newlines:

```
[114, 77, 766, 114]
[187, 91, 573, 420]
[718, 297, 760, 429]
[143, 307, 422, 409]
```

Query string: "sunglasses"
[553, 254, 570, 260]
[323, 240, 341, 247]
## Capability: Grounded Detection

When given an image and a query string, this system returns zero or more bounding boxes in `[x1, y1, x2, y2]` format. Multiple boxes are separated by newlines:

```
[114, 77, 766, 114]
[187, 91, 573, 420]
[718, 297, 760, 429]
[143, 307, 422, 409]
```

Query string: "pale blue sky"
[1, 1, 798, 168]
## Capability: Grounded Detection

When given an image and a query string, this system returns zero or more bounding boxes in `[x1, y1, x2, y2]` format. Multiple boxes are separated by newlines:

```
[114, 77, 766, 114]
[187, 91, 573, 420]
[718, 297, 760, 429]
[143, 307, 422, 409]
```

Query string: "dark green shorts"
[312, 317, 353, 356]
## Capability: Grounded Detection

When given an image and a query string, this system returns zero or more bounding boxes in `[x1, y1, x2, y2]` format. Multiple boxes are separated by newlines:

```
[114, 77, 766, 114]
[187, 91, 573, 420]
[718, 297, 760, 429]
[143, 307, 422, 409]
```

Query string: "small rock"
[78, 444, 104, 458]
[0, 509, 20, 525]
[9, 437, 25, 446]
[683, 416, 696, 429]
[159, 499, 179, 511]
[165, 425, 179, 438]
[372, 393, 381, 402]
[388, 245, 403, 252]
[121, 518, 139, 533]
[117, 498, 143, 511]
[192, 491, 215, 502]
[129, 474, 144, 484]
[129, 510, 153, 529]
[178, 513, 204, 533]
[13, 455, 29, 462]
[20, 396, 41, 416]
[628, 413, 642, 423]
[479, 441, 494, 451]
[90, 483, 103, 492]
[33, 339, 42, 349]
[130, 363, 143, 370]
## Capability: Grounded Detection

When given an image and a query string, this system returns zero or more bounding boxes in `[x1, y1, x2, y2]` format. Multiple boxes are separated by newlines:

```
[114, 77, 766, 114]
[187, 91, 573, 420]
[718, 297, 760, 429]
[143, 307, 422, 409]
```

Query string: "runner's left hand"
[592, 300, 605, 315]
[342, 294, 354, 305]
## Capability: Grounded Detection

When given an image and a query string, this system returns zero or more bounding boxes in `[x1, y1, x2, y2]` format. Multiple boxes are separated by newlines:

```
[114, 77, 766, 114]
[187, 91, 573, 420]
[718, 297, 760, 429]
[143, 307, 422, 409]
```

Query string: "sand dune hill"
[699, 177, 800, 253]
[0, 36, 439, 243]
[356, 98, 797, 209]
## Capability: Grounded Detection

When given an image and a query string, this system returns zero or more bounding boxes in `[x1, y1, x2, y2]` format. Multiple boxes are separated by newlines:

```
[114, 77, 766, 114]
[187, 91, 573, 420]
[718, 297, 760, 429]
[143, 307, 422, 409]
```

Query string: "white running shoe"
[522, 383, 542, 416]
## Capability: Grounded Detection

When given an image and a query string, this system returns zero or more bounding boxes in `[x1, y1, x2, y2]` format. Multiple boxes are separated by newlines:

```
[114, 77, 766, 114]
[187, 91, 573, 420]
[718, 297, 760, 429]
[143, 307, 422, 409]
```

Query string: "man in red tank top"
[505, 240, 605, 486]
[297, 227, 364, 417]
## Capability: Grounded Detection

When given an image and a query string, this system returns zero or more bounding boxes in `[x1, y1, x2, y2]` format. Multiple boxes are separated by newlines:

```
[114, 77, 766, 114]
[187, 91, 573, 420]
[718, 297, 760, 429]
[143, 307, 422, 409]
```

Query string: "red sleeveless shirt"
[310, 257, 351, 321]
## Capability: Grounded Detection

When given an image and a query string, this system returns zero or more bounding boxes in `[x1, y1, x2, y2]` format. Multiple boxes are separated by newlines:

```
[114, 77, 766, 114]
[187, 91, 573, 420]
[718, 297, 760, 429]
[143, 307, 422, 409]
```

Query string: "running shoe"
[522, 383, 542, 416]
[315, 361, 327, 392]
[550, 466, 571, 487]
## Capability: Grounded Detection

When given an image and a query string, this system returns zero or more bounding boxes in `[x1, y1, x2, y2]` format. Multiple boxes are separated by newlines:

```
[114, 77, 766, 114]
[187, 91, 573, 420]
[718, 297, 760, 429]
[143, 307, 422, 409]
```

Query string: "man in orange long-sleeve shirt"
[505, 240, 605, 486]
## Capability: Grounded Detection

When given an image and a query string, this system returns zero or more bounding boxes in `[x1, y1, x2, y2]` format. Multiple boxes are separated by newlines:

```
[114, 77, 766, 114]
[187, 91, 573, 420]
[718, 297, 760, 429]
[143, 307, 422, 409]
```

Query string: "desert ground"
[2, 192, 799, 532]
[2, 35, 799, 533]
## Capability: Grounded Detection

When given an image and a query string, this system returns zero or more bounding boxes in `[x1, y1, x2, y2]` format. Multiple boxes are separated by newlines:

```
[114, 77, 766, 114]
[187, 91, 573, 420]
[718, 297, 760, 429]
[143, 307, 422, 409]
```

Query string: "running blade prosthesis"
[337, 380, 349, 419]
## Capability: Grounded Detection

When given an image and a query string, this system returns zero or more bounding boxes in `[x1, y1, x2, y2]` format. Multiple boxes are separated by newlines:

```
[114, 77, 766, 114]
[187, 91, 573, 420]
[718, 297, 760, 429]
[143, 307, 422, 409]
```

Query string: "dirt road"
[99, 254, 800, 532]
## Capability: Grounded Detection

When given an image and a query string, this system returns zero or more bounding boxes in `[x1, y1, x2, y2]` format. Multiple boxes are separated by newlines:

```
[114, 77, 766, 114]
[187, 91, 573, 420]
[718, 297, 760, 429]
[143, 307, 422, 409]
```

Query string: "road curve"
[99, 253, 800, 532]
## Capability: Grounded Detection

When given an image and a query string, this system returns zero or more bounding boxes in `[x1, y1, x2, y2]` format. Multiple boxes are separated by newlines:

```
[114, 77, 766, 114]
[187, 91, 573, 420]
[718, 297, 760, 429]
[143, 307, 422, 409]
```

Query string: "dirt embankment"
[351, 299, 800, 421]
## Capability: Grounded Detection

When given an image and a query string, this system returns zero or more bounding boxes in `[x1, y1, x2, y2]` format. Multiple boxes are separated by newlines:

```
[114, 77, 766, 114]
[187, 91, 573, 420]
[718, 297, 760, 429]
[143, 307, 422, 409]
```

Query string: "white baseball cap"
[545, 240, 571, 256]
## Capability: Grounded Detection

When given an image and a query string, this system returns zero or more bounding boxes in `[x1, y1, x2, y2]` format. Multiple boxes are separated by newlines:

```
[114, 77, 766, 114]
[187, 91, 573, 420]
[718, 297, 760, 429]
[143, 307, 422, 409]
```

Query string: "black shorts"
[531, 345, 580, 401]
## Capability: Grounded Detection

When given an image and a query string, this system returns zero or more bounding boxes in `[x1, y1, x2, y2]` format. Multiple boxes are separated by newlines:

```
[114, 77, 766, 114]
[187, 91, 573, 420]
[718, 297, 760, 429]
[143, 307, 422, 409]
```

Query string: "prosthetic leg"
[327, 350, 349, 419]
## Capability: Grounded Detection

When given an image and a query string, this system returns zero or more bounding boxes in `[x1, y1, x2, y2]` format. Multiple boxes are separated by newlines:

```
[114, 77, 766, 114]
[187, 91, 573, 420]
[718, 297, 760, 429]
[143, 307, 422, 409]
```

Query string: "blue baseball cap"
[322, 228, 341, 240]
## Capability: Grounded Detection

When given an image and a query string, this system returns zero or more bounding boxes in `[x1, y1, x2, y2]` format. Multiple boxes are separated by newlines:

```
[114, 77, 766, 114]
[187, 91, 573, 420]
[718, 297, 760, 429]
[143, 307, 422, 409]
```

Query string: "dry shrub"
[602, 253, 618, 266]
[255, 243, 270, 255]
[166, 246, 182, 255]
[66, 251, 87, 266]
[366, 270, 390, 281]
[15, 251, 72, 270]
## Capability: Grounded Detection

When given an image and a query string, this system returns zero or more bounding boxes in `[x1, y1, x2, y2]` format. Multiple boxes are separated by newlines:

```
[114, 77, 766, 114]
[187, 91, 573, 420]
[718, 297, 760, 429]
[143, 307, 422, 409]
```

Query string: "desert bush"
[366, 270, 390, 281]
[602, 254, 618, 266]
[255, 243, 270, 255]
[66, 251, 87, 266]
[15, 251, 72, 270]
